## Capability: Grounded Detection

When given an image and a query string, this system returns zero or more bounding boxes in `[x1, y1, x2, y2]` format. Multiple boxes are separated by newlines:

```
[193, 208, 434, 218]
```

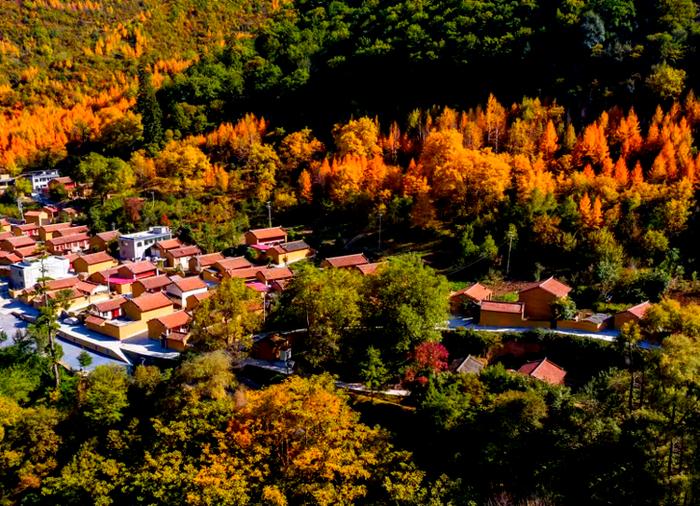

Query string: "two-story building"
[164, 245, 202, 270]
[72, 251, 118, 276]
[118, 226, 172, 260]
[46, 232, 90, 254]
[244, 227, 287, 246]
[166, 275, 208, 307]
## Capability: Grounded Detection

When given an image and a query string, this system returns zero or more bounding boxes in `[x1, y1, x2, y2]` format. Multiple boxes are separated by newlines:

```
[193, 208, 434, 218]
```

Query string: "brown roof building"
[518, 277, 572, 321]
[90, 230, 120, 252]
[73, 251, 118, 275]
[518, 358, 567, 386]
[244, 227, 287, 246]
[479, 301, 526, 327]
[46, 232, 90, 254]
[613, 301, 652, 330]
[189, 252, 225, 274]
[321, 253, 369, 269]
[132, 275, 173, 297]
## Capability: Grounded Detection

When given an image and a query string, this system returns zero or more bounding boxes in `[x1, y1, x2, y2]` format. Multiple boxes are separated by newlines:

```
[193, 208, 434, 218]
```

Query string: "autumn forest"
[2, 0, 700, 505]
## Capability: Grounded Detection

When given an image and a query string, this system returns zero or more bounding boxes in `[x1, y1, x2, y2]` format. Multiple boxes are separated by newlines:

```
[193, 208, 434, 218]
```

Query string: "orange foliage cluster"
[29, 0, 102, 12]
[0, 86, 133, 171]
[89, 23, 146, 59]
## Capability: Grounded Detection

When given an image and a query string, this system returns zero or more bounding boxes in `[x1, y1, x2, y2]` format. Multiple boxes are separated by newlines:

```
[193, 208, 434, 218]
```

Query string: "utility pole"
[266, 201, 272, 228]
[378, 212, 383, 251]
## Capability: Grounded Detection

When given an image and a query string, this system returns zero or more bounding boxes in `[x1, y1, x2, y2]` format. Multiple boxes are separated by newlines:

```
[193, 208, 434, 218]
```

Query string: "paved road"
[0, 281, 128, 371]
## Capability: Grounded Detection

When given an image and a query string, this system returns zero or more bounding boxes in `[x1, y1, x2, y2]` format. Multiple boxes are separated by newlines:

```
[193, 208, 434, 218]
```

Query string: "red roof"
[15, 245, 39, 258]
[247, 227, 286, 241]
[519, 277, 571, 298]
[156, 239, 182, 251]
[215, 256, 252, 271]
[187, 291, 212, 304]
[54, 225, 89, 237]
[194, 252, 224, 268]
[623, 301, 651, 319]
[40, 277, 80, 291]
[453, 282, 492, 302]
[95, 230, 120, 242]
[3, 236, 36, 248]
[93, 296, 126, 312]
[39, 222, 73, 232]
[355, 262, 383, 275]
[154, 311, 191, 329]
[126, 292, 173, 313]
[75, 281, 102, 294]
[136, 275, 172, 291]
[518, 358, 567, 385]
[85, 315, 106, 326]
[118, 261, 157, 277]
[323, 253, 369, 268]
[166, 245, 202, 258]
[257, 267, 293, 282]
[480, 301, 524, 314]
[169, 275, 207, 292]
[225, 267, 260, 280]
[75, 251, 115, 266]
[47, 232, 90, 246]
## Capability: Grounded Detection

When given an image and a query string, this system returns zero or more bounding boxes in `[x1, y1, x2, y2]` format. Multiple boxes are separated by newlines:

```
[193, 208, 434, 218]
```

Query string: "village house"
[46, 232, 90, 254]
[613, 301, 651, 330]
[244, 226, 287, 247]
[202, 257, 253, 283]
[164, 245, 202, 270]
[118, 226, 172, 260]
[72, 251, 118, 276]
[38, 222, 73, 242]
[450, 282, 493, 313]
[256, 267, 294, 286]
[52, 225, 89, 238]
[12, 223, 40, 237]
[8, 256, 71, 290]
[189, 252, 225, 274]
[88, 296, 127, 320]
[47, 176, 77, 197]
[220, 266, 261, 283]
[132, 275, 173, 297]
[479, 301, 526, 327]
[14, 245, 39, 260]
[117, 261, 159, 281]
[0, 218, 11, 233]
[0, 251, 21, 266]
[252, 334, 292, 362]
[166, 275, 208, 307]
[154, 238, 183, 258]
[354, 262, 384, 276]
[451, 355, 486, 375]
[147, 311, 192, 351]
[22, 169, 60, 193]
[517, 358, 567, 386]
[123, 292, 175, 322]
[23, 209, 51, 226]
[86, 292, 176, 341]
[518, 277, 572, 321]
[97, 261, 159, 294]
[266, 240, 314, 266]
[1, 235, 36, 253]
[90, 230, 120, 252]
[321, 253, 369, 269]
[558, 312, 611, 332]
[186, 291, 212, 311]
[88, 267, 119, 286]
